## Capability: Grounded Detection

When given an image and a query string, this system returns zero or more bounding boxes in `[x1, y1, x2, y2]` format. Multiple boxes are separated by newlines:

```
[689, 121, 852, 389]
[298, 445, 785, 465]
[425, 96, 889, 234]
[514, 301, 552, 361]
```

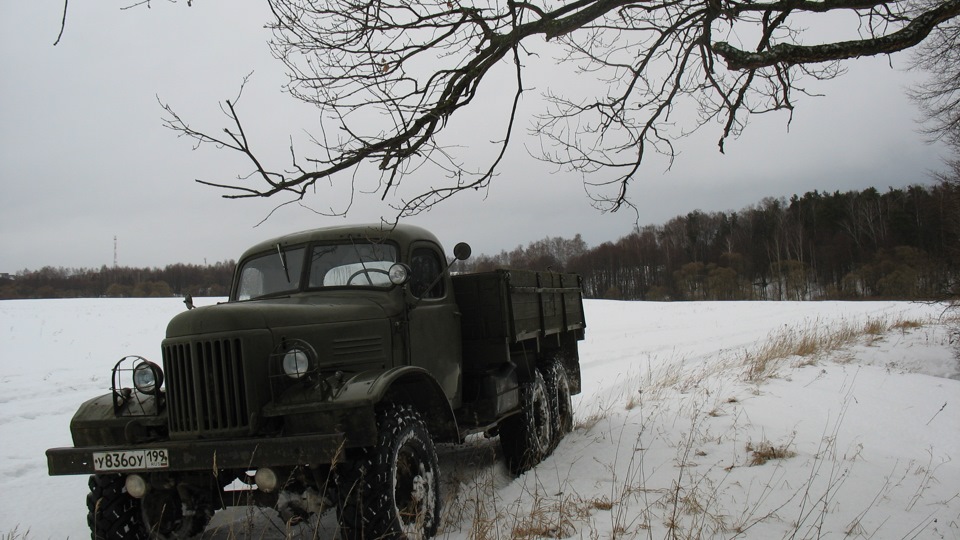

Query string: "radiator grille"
[163, 339, 249, 436]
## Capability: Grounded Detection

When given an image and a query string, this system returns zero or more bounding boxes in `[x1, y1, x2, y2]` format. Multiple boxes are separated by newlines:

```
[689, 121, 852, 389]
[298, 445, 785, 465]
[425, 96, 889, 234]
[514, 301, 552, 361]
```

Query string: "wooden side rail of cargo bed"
[504, 271, 585, 341]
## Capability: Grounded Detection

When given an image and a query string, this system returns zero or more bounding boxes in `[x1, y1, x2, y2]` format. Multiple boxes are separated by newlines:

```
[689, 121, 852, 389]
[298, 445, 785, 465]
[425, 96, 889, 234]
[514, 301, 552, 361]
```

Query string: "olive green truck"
[46, 224, 586, 540]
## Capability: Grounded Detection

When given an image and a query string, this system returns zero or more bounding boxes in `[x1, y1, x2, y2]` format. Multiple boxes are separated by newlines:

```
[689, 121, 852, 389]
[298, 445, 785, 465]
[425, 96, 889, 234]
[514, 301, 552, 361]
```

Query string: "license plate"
[92, 449, 169, 472]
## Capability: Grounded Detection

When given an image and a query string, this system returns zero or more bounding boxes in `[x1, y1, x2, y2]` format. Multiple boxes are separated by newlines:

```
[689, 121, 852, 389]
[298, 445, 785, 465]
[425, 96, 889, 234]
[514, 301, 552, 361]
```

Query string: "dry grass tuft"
[510, 496, 578, 539]
[891, 318, 923, 330]
[2, 528, 30, 540]
[625, 391, 641, 411]
[588, 497, 614, 511]
[466, 495, 498, 540]
[575, 406, 610, 432]
[747, 440, 797, 466]
[863, 318, 888, 335]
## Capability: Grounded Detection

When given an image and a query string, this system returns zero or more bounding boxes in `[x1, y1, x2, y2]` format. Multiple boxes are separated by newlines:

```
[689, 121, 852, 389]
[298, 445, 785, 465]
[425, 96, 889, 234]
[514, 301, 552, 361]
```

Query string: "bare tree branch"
[909, 12, 960, 149]
[54, 0, 68, 46]
[715, 0, 960, 69]
[154, 0, 960, 218]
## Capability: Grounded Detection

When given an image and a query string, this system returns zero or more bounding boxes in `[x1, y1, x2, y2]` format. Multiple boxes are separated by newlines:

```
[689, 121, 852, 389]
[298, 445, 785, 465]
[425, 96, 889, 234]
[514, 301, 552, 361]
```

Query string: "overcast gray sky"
[0, 0, 950, 272]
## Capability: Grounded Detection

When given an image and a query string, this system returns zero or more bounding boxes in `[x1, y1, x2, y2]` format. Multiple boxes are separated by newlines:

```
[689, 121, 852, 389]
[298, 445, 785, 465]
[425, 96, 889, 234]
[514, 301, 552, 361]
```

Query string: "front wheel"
[87, 474, 212, 540]
[87, 474, 146, 540]
[140, 488, 213, 540]
[337, 403, 442, 540]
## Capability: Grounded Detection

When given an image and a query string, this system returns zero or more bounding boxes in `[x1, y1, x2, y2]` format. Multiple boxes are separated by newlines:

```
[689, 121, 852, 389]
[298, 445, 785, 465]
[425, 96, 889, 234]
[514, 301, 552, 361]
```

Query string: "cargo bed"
[452, 269, 585, 366]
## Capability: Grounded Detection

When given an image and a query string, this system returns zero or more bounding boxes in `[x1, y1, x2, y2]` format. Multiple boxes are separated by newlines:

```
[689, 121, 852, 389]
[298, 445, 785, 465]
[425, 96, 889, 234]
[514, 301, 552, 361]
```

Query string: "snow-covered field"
[1, 298, 958, 539]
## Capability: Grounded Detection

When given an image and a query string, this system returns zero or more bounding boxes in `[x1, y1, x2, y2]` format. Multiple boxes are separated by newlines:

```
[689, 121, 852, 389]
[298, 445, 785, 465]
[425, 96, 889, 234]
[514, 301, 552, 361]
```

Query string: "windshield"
[308, 242, 398, 288]
[236, 246, 306, 301]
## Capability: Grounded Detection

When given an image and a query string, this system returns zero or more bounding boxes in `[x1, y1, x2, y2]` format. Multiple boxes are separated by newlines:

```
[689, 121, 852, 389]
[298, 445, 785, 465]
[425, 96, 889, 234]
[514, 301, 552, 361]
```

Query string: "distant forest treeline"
[3, 182, 958, 301]
[459, 181, 960, 301]
[0, 262, 236, 300]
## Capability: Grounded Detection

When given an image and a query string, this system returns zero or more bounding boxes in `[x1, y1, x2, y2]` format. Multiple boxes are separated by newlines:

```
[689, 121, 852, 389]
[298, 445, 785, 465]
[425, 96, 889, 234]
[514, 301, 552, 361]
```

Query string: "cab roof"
[238, 223, 443, 261]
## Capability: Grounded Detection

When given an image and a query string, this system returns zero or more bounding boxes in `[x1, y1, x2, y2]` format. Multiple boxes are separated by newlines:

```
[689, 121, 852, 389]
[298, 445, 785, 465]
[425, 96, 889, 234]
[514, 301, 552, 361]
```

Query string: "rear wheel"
[499, 369, 552, 475]
[337, 403, 441, 540]
[542, 361, 574, 452]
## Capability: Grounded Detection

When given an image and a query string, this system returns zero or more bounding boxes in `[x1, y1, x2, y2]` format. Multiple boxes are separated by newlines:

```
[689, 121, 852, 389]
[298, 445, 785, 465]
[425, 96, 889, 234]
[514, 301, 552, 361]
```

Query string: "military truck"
[46, 224, 586, 540]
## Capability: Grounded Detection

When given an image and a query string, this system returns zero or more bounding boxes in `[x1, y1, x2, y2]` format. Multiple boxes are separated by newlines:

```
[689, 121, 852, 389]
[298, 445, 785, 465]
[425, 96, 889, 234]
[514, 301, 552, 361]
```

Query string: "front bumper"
[47, 432, 345, 476]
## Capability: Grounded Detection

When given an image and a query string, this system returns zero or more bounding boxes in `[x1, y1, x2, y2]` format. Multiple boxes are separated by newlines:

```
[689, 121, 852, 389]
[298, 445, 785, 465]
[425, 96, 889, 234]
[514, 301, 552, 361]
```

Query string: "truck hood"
[166, 296, 398, 338]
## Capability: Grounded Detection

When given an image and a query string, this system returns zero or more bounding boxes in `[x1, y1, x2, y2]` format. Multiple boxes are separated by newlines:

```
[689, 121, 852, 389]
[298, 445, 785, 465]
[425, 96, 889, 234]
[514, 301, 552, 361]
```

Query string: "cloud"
[0, 1, 949, 271]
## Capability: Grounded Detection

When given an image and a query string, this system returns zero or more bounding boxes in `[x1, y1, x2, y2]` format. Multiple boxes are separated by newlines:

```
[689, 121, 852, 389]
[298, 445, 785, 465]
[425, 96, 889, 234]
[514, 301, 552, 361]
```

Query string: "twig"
[53, 0, 68, 46]
[925, 402, 946, 425]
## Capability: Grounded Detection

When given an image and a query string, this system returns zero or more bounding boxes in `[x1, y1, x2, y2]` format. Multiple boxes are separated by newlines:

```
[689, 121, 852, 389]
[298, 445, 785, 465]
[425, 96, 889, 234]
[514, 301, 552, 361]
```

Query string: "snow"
[1, 298, 958, 539]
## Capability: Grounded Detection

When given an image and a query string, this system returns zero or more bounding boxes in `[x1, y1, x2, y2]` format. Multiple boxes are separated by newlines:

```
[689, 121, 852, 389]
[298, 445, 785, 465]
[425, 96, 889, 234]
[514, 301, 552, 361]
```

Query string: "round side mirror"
[453, 242, 472, 261]
[388, 263, 411, 286]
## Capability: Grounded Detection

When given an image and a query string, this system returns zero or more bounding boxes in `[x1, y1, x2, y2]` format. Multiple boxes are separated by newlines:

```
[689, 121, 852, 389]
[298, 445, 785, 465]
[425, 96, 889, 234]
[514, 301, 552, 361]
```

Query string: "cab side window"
[410, 248, 444, 298]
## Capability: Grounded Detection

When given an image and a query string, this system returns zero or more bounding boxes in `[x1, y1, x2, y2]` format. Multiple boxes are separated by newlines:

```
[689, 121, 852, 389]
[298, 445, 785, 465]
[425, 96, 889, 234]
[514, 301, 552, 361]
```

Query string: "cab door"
[406, 243, 462, 407]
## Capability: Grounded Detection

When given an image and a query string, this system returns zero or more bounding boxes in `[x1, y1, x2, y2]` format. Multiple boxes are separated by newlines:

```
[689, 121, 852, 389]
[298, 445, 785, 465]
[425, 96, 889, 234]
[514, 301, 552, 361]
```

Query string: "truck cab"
[160, 224, 466, 447]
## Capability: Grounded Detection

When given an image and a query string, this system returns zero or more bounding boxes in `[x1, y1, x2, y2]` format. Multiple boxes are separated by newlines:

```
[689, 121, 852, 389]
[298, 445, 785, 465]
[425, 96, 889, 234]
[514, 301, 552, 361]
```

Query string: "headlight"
[271, 340, 318, 386]
[132, 360, 163, 395]
[282, 348, 311, 379]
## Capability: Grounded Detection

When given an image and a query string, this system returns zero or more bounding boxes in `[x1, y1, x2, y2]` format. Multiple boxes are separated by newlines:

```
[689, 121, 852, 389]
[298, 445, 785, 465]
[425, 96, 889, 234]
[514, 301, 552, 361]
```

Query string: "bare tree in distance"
[140, 0, 959, 220]
[910, 16, 960, 151]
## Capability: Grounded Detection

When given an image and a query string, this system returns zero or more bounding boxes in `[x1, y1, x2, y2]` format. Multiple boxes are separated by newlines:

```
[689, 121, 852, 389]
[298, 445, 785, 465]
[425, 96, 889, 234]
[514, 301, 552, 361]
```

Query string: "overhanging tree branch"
[150, 0, 959, 218]
[715, 0, 960, 69]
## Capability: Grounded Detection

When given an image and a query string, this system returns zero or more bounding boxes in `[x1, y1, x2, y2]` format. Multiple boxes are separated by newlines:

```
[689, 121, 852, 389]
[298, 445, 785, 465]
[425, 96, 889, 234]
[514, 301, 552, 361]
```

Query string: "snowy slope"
[1, 299, 957, 539]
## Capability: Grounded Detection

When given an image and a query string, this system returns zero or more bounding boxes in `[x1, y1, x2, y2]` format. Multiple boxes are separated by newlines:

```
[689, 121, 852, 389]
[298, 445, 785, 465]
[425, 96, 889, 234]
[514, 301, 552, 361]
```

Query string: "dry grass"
[509, 494, 578, 539]
[746, 439, 797, 466]
[461, 311, 952, 540]
[2, 528, 29, 540]
[741, 315, 927, 381]
[588, 497, 614, 511]
[439, 311, 940, 540]
[443, 472, 611, 540]
[891, 319, 924, 331]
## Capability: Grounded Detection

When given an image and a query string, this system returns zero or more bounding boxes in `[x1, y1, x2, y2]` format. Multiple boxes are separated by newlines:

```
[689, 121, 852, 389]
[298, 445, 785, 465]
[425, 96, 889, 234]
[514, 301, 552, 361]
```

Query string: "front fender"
[69, 393, 166, 447]
[263, 366, 460, 445]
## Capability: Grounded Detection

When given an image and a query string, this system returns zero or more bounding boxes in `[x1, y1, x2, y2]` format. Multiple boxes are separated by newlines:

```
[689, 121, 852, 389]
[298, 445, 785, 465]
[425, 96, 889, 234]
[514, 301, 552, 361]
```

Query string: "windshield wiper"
[348, 236, 374, 286]
[276, 243, 291, 283]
